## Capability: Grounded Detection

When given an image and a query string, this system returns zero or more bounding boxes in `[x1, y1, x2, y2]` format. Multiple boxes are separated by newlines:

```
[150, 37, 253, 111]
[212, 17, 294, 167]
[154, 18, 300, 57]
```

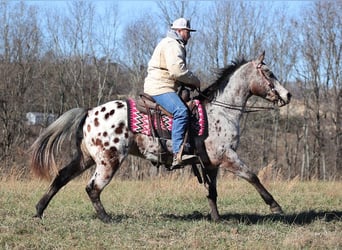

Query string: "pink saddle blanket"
[126, 98, 207, 138]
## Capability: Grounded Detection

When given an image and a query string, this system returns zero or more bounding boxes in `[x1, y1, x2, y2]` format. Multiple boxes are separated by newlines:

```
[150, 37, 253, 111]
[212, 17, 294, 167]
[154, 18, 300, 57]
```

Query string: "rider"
[143, 17, 200, 168]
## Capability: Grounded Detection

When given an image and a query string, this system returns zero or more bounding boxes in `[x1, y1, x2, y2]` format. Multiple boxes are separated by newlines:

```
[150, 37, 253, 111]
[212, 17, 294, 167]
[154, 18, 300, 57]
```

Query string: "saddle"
[128, 92, 207, 140]
[136, 93, 173, 118]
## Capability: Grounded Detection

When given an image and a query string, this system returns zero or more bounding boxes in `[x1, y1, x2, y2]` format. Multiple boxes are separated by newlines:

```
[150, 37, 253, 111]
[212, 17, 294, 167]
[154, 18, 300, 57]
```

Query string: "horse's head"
[249, 51, 291, 106]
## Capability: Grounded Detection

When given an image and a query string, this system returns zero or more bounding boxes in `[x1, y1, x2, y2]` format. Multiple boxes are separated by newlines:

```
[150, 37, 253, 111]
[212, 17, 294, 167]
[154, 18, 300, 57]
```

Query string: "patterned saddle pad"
[126, 98, 208, 139]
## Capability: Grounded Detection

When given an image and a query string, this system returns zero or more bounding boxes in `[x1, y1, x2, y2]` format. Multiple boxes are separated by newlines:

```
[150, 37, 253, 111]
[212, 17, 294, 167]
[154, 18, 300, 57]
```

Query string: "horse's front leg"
[221, 150, 283, 214]
[204, 167, 220, 221]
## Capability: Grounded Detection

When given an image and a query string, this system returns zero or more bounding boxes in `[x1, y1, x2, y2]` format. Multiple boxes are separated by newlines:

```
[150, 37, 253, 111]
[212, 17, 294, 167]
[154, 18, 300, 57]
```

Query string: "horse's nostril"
[287, 92, 292, 101]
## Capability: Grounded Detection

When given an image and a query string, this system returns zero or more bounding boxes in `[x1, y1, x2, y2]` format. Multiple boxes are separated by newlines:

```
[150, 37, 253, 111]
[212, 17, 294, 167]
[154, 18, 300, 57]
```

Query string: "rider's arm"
[164, 41, 200, 89]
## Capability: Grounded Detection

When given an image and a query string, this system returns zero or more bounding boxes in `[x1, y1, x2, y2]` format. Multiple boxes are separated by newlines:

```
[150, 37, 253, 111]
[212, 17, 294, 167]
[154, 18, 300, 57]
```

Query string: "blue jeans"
[152, 92, 189, 154]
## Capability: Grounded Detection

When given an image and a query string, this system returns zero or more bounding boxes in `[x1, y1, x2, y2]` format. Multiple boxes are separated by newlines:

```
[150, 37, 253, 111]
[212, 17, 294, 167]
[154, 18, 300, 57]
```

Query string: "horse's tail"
[30, 108, 88, 180]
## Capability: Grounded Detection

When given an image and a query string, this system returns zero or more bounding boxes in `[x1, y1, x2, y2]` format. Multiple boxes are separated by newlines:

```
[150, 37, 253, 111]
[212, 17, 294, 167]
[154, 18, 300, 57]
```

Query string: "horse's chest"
[208, 113, 239, 138]
[206, 113, 240, 156]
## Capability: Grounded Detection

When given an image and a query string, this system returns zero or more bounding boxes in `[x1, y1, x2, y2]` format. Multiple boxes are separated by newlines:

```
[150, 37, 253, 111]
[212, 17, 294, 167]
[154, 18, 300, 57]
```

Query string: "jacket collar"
[167, 30, 186, 46]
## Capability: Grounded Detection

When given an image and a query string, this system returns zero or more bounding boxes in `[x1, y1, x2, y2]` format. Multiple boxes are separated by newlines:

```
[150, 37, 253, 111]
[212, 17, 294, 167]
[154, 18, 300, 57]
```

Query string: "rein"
[196, 89, 275, 113]
[195, 60, 279, 113]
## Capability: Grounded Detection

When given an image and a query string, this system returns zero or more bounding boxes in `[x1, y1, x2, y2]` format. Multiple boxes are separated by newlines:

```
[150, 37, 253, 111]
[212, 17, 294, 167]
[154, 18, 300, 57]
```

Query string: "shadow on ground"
[161, 210, 342, 225]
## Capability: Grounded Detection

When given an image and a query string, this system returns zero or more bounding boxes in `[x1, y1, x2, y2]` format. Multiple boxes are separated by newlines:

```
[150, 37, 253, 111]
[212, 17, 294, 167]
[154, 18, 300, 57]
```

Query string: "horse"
[30, 52, 291, 223]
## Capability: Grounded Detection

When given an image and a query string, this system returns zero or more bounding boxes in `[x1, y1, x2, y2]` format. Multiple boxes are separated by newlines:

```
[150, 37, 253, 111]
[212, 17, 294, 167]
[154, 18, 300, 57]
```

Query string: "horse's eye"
[264, 69, 275, 79]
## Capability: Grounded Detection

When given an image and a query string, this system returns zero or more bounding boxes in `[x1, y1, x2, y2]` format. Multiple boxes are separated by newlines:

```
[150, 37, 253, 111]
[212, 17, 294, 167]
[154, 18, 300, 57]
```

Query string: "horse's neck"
[207, 65, 251, 123]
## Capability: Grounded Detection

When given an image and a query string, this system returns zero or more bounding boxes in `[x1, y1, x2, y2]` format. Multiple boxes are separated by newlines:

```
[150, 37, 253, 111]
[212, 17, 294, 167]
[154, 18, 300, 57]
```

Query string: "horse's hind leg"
[85, 153, 123, 223]
[222, 150, 283, 214]
[35, 157, 94, 218]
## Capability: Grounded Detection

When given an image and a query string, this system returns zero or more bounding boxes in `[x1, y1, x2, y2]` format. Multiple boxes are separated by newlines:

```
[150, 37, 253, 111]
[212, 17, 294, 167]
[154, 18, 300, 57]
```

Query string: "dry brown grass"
[1, 175, 341, 249]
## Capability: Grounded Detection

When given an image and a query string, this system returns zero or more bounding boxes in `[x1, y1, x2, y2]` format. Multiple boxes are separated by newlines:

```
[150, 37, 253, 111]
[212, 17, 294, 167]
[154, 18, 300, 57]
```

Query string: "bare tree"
[42, 1, 121, 109]
[266, 6, 300, 179]
[0, 1, 41, 168]
[120, 15, 160, 97]
[156, 1, 198, 29]
[43, 1, 96, 111]
[90, 3, 120, 105]
[298, 0, 341, 179]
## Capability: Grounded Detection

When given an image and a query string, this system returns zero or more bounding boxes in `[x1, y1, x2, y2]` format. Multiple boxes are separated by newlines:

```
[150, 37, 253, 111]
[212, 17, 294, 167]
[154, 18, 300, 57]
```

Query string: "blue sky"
[27, 1, 312, 23]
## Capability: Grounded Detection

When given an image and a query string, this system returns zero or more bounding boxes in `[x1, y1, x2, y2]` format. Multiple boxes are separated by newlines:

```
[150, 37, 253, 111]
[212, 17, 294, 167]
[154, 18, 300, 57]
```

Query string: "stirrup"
[167, 154, 198, 171]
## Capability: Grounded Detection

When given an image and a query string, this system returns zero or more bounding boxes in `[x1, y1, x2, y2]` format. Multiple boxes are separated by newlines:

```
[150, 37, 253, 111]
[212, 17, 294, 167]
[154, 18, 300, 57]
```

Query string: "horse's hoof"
[33, 214, 43, 219]
[210, 213, 220, 222]
[99, 215, 112, 223]
[271, 206, 284, 215]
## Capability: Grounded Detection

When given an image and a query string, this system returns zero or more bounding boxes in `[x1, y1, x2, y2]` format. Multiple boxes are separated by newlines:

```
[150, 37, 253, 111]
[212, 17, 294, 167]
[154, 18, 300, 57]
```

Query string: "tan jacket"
[144, 36, 200, 96]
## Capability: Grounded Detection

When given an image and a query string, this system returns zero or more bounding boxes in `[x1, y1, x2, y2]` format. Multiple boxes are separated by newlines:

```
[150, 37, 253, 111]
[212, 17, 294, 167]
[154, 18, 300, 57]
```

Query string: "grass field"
[1, 176, 341, 249]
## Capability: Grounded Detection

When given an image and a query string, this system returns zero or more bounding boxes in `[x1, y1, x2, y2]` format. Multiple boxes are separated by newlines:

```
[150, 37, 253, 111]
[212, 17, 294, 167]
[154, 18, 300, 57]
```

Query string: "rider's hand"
[188, 80, 200, 90]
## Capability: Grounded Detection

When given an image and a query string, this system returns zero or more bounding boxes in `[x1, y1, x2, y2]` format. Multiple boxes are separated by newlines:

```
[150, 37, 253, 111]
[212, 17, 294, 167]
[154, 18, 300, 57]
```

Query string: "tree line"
[0, 0, 340, 180]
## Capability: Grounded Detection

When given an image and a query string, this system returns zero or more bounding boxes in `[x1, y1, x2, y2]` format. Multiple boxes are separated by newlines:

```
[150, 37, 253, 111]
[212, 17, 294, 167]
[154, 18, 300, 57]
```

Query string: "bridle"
[196, 61, 277, 113]
[253, 61, 277, 95]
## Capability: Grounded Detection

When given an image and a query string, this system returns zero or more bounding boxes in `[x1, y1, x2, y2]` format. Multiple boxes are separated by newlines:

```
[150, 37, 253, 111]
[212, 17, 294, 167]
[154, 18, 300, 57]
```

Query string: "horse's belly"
[131, 134, 172, 162]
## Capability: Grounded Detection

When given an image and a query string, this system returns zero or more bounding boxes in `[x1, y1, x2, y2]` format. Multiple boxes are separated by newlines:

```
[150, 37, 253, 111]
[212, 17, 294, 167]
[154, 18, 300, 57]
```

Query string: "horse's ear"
[257, 51, 265, 63]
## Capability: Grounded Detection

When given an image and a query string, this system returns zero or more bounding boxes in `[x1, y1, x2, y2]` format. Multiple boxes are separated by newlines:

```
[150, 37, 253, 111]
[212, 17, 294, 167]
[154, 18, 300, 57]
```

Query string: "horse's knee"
[85, 179, 100, 199]
[248, 172, 260, 184]
[238, 170, 260, 184]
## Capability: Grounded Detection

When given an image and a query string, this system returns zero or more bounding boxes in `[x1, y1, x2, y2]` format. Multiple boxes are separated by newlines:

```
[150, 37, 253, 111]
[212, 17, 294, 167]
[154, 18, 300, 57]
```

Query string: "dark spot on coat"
[101, 107, 106, 112]
[87, 124, 91, 132]
[94, 118, 99, 127]
[115, 122, 125, 134]
[103, 132, 108, 137]
[110, 146, 117, 154]
[95, 138, 103, 147]
[116, 102, 124, 108]
[105, 147, 120, 165]
[104, 173, 112, 180]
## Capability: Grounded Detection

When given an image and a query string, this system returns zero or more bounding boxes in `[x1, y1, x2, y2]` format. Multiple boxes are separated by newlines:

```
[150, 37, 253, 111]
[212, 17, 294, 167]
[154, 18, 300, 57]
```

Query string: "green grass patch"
[1, 178, 341, 249]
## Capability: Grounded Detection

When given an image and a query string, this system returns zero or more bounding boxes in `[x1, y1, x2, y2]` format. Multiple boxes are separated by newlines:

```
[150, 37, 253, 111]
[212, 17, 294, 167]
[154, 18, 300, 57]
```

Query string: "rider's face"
[179, 29, 191, 42]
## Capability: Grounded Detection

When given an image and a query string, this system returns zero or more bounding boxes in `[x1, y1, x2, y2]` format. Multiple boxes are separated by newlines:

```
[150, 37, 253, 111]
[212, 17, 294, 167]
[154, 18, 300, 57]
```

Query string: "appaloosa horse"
[30, 52, 291, 223]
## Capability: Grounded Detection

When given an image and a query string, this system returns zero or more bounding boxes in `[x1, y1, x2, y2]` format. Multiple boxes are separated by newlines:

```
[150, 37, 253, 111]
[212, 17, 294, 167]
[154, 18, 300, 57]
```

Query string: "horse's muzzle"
[277, 92, 291, 107]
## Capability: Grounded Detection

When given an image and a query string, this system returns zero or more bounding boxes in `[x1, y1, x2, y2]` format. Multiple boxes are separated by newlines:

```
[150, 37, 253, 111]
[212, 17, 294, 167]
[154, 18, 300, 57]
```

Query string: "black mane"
[197, 58, 248, 102]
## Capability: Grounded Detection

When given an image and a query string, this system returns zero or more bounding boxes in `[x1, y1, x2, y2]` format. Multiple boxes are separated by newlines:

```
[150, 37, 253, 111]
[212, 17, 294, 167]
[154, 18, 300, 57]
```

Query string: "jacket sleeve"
[164, 41, 200, 87]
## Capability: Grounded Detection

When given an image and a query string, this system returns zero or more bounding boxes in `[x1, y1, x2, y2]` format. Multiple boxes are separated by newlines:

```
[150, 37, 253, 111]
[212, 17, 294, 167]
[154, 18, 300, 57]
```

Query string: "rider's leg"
[152, 92, 195, 165]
